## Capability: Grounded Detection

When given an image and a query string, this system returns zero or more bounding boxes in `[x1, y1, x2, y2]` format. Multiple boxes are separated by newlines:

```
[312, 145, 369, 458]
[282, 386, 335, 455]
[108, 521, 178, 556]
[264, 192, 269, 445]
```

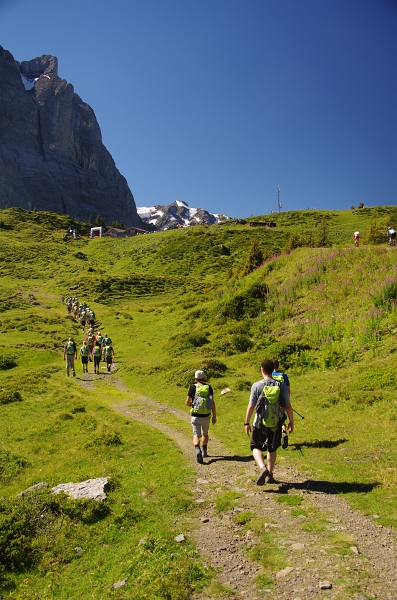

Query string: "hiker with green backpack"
[185, 370, 217, 464]
[272, 359, 291, 449]
[244, 359, 293, 485]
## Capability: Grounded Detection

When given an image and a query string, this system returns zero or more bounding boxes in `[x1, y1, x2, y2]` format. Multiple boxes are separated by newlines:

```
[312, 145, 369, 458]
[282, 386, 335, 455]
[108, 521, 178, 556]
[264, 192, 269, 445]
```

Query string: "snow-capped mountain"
[137, 200, 230, 230]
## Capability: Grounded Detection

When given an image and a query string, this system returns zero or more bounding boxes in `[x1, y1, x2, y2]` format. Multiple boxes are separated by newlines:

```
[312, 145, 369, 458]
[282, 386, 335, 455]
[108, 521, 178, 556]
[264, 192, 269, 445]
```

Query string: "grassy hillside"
[1, 205, 397, 598]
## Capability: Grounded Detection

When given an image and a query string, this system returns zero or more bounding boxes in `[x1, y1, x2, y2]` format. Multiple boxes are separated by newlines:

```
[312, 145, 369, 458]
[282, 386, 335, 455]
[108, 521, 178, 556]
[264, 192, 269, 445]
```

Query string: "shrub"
[231, 334, 253, 353]
[0, 355, 17, 370]
[216, 282, 269, 321]
[0, 451, 30, 483]
[0, 389, 22, 405]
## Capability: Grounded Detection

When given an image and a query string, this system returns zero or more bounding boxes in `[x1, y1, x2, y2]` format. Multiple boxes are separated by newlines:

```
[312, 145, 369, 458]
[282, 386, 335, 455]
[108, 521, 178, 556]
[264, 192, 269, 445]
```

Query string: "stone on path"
[319, 580, 333, 589]
[174, 534, 185, 543]
[276, 567, 294, 578]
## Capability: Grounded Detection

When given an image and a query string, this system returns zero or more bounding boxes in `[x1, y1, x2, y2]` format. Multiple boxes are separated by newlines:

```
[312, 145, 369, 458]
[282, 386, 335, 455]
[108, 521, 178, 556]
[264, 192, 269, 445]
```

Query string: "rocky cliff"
[0, 47, 143, 227]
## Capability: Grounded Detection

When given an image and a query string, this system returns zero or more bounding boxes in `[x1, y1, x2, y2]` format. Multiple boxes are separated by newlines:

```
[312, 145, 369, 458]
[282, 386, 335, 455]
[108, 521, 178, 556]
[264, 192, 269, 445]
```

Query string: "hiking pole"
[293, 408, 305, 420]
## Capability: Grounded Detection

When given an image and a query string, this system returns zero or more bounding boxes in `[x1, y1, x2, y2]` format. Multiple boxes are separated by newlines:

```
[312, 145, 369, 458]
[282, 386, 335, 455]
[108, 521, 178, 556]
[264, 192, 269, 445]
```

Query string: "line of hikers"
[62, 296, 115, 376]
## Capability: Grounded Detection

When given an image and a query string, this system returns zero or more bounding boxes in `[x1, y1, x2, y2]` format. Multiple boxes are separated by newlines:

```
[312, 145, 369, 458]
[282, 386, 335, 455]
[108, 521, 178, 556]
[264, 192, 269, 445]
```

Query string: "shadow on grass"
[290, 438, 348, 450]
[269, 479, 379, 495]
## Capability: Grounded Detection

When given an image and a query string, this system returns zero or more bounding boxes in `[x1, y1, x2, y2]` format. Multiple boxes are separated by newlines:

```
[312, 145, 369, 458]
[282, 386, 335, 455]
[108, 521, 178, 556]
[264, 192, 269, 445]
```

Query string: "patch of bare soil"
[87, 373, 397, 600]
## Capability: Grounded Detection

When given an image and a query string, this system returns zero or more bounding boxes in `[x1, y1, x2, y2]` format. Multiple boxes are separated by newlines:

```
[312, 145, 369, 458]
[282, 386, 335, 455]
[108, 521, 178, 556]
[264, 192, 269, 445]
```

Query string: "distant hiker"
[80, 309, 86, 330]
[387, 227, 396, 246]
[244, 359, 293, 485]
[272, 359, 291, 449]
[104, 343, 114, 372]
[63, 337, 77, 377]
[93, 342, 102, 374]
[80, 341, 89, 373]
[353, 231, 360, 247]
[101, 333, 112, 352]
[185, 370, 217, 464]
[85, 330, 94, 360]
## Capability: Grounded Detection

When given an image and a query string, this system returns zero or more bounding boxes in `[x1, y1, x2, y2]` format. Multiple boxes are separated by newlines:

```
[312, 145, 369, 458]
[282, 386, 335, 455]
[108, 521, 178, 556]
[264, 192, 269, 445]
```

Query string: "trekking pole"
[293, 408, 305, 419]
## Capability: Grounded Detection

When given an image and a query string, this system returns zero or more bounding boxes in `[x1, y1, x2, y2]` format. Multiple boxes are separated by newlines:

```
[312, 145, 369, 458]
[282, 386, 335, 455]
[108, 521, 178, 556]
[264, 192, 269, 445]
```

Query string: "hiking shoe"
[196, 451, 203, 464]
[266, 473, 275, 484]
[202, 449, 208, 458]
[73, 371, 76, 377]
[281, 432, 289, 449]
[256, 467, 269, 486]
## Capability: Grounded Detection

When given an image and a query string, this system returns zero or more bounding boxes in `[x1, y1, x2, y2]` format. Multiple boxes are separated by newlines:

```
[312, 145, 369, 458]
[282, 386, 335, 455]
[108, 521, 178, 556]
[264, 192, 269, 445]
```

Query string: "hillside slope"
[1, 205, 397, 597]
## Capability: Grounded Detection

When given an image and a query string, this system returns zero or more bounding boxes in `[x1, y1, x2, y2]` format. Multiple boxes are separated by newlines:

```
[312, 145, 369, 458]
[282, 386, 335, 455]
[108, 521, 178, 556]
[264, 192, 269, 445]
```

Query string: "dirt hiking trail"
[81, 371, 397, 600]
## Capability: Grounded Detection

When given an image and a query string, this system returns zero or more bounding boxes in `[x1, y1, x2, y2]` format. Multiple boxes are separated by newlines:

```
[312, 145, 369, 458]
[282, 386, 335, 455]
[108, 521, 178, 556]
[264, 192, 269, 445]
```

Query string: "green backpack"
[256, 381, 281, 430]
[272, 373, 285, 383]
[191, 384, 213, 415]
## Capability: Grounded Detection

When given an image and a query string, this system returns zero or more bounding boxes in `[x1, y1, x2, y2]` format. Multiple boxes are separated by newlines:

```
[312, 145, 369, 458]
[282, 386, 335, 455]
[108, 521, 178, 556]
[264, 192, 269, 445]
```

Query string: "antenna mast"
[278, 185, 282, 213]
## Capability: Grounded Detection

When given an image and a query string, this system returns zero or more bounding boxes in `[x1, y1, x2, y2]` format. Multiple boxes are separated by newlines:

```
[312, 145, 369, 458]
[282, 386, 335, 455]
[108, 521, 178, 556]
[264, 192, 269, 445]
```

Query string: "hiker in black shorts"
[244, 359, 293, 485]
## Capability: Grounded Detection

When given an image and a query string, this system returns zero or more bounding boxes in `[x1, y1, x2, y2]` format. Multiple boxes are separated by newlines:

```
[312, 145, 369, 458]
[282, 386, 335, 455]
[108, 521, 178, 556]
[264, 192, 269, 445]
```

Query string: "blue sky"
[1, 0, 396, 218]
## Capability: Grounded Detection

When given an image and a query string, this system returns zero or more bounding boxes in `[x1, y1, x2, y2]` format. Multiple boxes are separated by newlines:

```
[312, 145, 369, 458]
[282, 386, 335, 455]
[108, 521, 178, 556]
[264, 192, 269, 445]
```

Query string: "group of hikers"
[62, 293, 294, 484]
[353, 227, 396, 247]
[186, 359, 293, 485]
[62, 296, 114, 376]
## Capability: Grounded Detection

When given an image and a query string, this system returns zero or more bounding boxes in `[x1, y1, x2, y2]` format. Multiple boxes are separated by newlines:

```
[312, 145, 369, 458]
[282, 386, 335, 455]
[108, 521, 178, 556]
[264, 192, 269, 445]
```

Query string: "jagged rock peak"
[20, 54, 58, 79]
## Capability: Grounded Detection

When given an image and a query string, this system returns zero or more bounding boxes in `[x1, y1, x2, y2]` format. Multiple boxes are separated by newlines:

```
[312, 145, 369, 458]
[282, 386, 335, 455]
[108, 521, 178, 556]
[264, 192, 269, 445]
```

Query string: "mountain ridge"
[137, 199, 230, 230]
[0, 46, 143, 227]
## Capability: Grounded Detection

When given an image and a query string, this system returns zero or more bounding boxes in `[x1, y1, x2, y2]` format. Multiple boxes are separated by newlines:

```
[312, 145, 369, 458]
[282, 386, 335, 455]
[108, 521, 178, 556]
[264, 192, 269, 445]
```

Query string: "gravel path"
[81, 372, 397, 600]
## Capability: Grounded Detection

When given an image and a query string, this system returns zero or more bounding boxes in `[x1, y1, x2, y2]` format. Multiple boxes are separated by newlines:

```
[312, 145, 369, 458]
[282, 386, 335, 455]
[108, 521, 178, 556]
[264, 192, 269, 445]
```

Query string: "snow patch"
[20, 74, 37, 90]
[175, 200, 188, 207]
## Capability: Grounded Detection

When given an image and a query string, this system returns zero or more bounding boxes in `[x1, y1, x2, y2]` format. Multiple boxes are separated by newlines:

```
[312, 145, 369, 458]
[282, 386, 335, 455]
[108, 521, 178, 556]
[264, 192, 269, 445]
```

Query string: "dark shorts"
[250, 422, 282, 453]
[81, 357, 88, 364]
[94, 356, 101, 367]
[391, 232, 396, 239]
[106, 356, 112, 364]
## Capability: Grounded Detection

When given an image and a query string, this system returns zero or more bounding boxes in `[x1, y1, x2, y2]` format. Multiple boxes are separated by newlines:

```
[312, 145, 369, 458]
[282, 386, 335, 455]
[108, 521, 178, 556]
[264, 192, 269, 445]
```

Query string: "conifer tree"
[239, 237, 263, 277]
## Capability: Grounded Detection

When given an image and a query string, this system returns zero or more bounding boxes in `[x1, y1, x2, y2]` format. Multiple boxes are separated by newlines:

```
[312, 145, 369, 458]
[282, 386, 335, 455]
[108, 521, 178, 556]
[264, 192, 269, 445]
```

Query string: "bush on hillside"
[0, 389, 22, 405]
[0, 490, 110, 582]
[372, 282, 397, 309]
[0, 450, 30, 483]
[0, 355, 17, 370]
[215, 282, 269, 322]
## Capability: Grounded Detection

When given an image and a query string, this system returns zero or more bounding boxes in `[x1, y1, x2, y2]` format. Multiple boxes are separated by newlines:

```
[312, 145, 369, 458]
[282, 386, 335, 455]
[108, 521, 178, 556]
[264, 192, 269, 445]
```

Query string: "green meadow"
[1, 205, 397, 598]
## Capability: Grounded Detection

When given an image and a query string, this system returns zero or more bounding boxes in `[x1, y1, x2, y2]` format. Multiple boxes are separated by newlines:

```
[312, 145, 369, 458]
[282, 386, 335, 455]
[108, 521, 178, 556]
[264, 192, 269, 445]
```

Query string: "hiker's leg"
[267, 450, 277, 473]
[252, 448, 266, 470]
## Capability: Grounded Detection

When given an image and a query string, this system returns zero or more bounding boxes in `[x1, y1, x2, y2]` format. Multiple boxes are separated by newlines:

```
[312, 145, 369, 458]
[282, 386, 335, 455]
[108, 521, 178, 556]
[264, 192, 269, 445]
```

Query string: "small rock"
[373, 514, 380, 519]
[138, 536, 147, 546]
[75, 547, 83, 554]
[290, 543, 305, 551]
[319, 581, 332, 590]
[16, 482, 48, 498]
[276, 567, 294, 578]
[113, 579, 127, 590]
[174, 534, 185, 543]
[201, 517, 209, 523]
[350, 546, 359, 554]
[69, 284, 79, 290]
[195, 498, 205, 503]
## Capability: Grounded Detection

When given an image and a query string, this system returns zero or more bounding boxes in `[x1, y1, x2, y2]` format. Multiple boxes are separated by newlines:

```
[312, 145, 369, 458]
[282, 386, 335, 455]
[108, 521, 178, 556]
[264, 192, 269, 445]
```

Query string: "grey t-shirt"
[249, 378, 289, 428]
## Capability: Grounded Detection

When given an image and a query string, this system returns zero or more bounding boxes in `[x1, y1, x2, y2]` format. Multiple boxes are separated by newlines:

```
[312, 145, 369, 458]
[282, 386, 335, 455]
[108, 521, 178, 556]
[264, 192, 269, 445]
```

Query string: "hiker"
[103, 343, 114, 372]
[63, 337, 77, 377]
[185, 370, 217, 464]
[80, 341, 89, 373]
[93, 341, 102, 374]
[101, 333, 112, 353]
[387, 227, 396, 246]
[353, 231, 360, 247]
[244, 359, 293, 485]
[85, 329, 95, 360]
[272, 359, 291, 449]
